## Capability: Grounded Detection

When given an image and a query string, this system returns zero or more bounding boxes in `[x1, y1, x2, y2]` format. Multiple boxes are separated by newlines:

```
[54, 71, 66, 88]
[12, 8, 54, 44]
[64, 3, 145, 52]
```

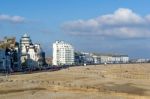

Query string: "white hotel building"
[53, 41, 74, 66]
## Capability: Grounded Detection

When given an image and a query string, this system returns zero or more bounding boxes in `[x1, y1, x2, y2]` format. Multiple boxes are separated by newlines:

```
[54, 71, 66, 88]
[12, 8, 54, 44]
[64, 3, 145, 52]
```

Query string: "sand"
[0, 63, 150, 99]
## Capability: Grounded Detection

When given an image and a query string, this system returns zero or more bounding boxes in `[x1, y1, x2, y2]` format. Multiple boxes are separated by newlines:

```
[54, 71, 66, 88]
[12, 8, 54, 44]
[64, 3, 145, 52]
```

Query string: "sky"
[0, 0, 150, 58]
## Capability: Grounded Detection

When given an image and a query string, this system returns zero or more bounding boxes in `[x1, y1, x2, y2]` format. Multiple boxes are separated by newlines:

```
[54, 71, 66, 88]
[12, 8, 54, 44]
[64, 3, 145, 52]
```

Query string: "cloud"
[62, 8, 150, 39]
[0, 14, 25, 23]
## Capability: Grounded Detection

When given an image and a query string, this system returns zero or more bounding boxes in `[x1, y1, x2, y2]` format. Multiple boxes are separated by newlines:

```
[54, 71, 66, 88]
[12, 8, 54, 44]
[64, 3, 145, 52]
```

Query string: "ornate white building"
[20, 33, 32, 64]
[20, 33, 45, 68]
[53, 41, 74, 66]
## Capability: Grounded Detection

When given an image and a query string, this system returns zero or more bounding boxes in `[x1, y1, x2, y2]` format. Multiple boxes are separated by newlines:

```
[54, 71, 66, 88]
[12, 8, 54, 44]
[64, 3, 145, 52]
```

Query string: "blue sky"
[0, 0, 150, 58]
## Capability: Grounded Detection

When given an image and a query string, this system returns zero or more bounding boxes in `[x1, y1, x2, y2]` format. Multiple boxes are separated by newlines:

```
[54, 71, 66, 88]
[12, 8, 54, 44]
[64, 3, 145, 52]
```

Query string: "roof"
[22, 33, 29, 38]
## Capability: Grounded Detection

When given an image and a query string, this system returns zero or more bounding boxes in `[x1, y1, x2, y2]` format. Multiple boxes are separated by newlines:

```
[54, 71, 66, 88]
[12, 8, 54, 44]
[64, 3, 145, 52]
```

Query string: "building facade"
[0, 37, 20, 72]
[20, 33, 45, 69]
[0, 49, 6, 71]
[75, 52, 129, 65]
[53, 41, 74, 66]
[93, 54, 129, 64]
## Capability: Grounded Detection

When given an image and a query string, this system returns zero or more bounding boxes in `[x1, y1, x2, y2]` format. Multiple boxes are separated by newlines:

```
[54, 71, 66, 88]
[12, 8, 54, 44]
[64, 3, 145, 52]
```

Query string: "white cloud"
[62, 8, 150, 39]
[146, 15, 150, 21]
[0, 14, 25, 23]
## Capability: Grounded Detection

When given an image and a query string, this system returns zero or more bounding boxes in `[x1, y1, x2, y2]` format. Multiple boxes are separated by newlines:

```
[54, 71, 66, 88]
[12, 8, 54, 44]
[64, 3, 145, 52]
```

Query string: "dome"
[20, 33, 32, 45]
[22, 33, 29, 38]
